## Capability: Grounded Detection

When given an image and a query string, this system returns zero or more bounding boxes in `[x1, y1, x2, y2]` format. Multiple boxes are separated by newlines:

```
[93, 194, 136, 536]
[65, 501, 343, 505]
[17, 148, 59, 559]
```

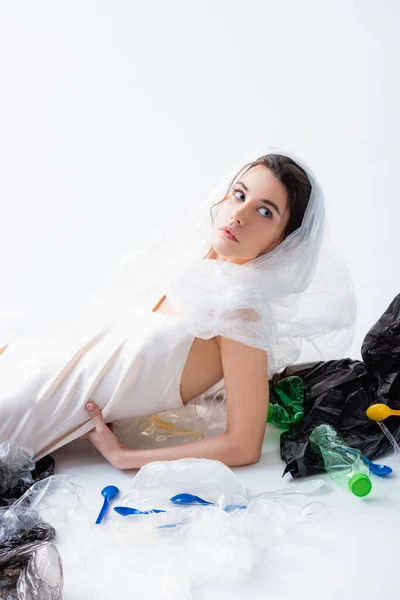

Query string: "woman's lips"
[219, 228, 239, 242]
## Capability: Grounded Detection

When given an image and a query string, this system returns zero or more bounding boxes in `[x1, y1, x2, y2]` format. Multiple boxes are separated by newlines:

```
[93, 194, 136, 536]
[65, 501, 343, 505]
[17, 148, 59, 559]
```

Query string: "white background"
[54, 433, 400, 600]
[1, 4, 400, 599]
[0, 0, 399, 354]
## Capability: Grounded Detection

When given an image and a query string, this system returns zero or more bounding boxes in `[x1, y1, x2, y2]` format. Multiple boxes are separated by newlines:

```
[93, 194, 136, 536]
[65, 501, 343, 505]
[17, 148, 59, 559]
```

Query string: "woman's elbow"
[240, 449, 261, 466]
[229, 441, 262, 466]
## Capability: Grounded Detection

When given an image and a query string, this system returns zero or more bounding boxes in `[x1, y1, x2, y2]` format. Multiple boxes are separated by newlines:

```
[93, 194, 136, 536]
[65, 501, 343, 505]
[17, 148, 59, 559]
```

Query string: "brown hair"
[212, 153, 312, 240]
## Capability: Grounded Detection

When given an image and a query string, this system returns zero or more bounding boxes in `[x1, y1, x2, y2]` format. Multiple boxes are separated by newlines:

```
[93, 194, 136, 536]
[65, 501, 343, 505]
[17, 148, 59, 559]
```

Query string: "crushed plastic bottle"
[267, 376, 305, 429]
[309, 424, 372, 497]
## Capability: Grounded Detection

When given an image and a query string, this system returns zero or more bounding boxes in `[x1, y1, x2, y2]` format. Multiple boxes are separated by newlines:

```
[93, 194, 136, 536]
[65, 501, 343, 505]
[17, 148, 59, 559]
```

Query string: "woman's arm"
[85, 337, 270, 469]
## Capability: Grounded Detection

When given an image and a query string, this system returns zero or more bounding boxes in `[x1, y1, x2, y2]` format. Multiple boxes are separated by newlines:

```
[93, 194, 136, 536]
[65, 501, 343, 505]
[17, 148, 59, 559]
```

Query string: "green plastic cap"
[348, 473, 372, 497]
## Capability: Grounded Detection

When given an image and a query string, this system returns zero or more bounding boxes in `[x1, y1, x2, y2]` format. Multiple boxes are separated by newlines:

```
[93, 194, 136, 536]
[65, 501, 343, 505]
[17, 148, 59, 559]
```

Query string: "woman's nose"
[231, 204, 247, 225]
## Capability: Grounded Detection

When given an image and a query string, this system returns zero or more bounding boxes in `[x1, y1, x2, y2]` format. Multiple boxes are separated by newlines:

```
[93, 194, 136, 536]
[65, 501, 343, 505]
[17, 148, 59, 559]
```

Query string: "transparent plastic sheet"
[376, 422, 400, 462]
[115, 375, 305, 449]
[56, 459, 326, 599]
[0, 475, 81, 600]
[12, 475, 83, 533]
[114, 383, 227, 449]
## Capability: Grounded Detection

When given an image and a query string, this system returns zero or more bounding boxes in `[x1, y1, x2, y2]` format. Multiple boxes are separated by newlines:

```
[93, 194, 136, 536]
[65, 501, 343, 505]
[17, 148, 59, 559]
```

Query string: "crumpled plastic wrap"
[277, 294, 400, 477]
[0, 507, 63, 600]
[0, 441, 78, 600]
[0, 505, 62, 600]
[16, 542, 63, 600]
[58, 459, 326, 600]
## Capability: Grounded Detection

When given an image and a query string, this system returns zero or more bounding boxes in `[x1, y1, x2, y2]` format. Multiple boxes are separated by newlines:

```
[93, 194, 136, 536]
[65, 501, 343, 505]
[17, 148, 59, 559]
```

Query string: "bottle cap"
[348, 473, 372, 497]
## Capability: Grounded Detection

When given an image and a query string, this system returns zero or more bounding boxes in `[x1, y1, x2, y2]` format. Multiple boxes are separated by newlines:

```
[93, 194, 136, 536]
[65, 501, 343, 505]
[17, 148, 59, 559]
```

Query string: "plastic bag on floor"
[277, 294, 400, 477]
[12, 475, 83, 536]
[0, 459, 77, 599]
[0, 505, 62, 600]
[16, 542, 63, 600]
[0, 442, 55, 507]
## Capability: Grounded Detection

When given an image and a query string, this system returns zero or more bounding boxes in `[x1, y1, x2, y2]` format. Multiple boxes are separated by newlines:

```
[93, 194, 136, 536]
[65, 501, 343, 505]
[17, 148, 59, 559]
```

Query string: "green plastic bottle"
[309, 424, 372, 497]
[267, 376, 305, 429]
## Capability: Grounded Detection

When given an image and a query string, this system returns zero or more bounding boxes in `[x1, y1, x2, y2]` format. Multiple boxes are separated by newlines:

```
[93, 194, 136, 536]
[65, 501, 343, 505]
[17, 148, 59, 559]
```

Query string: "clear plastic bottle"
[309, 424, 372, 497]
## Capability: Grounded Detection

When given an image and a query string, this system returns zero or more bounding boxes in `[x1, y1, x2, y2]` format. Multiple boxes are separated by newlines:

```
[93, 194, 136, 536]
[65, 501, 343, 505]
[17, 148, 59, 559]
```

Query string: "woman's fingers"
[86, 402, 106, 430]
[84, 402, 127, 469]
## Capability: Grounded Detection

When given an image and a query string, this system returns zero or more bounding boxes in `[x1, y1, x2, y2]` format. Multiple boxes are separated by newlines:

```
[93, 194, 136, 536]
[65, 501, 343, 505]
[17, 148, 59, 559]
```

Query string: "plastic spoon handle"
[170, 494, 247, 511]
[157, 522, 185, 529]
[95, 485, 119, 525]
[223, 504, 247, 512]
[114, 506, 166, 516]
[96, 497, 110, 525]
[170, 493, 214, 505]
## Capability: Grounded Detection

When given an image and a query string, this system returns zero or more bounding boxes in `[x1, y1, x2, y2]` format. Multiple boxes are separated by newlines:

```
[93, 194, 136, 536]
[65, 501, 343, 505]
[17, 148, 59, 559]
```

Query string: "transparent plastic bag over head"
[59, 147, 356, 378]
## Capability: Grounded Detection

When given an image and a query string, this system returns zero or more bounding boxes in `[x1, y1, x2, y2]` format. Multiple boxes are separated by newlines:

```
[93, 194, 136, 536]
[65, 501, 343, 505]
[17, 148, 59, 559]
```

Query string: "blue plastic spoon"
[113, 506, 166, 516]
[157, 522, 185, 529]
[364, 457, 392, 477]
[346, 448, 393, 478]
[170, 493, 247, 512]
[96, 485, 119, 525]
[171, 493, 214, 506]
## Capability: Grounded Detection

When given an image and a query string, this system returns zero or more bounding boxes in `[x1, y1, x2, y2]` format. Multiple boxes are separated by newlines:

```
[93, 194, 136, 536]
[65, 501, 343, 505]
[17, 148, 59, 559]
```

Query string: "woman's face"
[211, 165, 289, 264]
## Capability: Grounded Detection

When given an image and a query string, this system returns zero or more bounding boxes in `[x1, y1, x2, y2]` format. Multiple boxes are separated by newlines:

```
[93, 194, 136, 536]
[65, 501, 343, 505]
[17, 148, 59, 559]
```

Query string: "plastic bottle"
[309, 424, 372, 497]
[267, 376, 304, 429]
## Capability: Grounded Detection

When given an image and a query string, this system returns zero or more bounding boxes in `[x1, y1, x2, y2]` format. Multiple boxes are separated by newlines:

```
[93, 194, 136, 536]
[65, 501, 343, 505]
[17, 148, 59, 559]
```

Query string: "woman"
[0, 149, 356, 469]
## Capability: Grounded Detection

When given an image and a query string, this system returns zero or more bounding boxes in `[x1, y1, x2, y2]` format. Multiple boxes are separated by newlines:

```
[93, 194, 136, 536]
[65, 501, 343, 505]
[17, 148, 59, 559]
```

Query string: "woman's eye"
[232, 189, 272, 218]
[258, 207, 272, 218]
[233, 189, 245, 201]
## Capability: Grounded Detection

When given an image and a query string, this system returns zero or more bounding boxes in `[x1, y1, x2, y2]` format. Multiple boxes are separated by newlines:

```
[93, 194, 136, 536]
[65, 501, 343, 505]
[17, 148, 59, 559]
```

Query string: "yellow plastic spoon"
[366, 404, 400, 421]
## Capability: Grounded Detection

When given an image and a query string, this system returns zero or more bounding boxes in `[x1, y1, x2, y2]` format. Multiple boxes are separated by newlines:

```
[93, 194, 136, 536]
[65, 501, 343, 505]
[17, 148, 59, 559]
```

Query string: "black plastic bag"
[15, 542, 63, 600]
[0, 508, 56, 568]
[0, 441, 62, 598]
[0, 442, 55, 507]
[0, 506, 61, 599]
[0, 511, 62, 599]
[275, 294, 400, 477]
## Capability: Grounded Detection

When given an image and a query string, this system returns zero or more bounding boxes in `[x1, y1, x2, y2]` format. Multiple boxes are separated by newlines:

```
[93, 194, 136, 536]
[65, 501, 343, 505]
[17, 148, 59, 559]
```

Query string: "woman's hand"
[85, 403, 129, 469]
